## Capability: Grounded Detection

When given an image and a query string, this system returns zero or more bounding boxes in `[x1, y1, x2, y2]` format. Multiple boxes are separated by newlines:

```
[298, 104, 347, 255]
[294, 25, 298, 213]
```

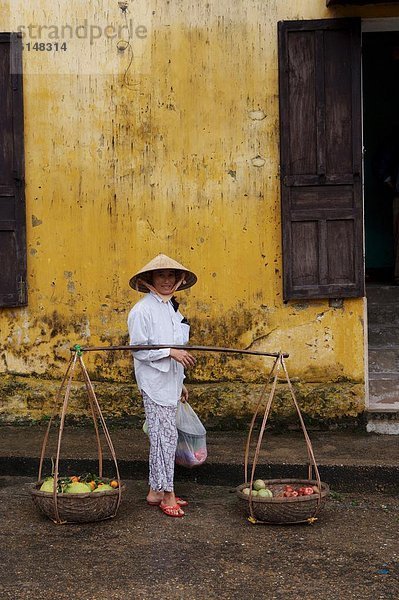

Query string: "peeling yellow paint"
[0, 0, 393, 421]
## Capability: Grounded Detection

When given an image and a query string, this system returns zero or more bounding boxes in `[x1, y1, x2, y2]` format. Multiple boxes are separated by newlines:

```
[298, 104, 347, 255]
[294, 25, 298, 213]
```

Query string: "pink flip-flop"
[159, 501, 185, 518]
[175, 497, 188, 507]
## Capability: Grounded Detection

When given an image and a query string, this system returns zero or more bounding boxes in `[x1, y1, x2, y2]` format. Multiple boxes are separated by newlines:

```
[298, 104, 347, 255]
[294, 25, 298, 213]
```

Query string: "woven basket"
[30, 350, 124, 524]
[236, 479, 330, 524]
[31, 479, 126, 524]
[240, 353, 330, 525]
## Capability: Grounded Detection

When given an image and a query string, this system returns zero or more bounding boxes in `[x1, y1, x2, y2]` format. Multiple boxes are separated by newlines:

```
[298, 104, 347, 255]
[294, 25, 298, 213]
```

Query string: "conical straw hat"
[129, 253, 197, 292]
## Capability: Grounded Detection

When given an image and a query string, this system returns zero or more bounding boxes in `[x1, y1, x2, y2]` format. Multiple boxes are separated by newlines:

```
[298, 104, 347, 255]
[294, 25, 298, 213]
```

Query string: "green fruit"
[64, 482, 92, 494]
[253, 479, 266, 491]
[257, 488, 273, 498]
[251, 490, 258, 497]
[92, 483, 113, 492]
[40, 478, 56, 493]
[242, 487, 251, 495]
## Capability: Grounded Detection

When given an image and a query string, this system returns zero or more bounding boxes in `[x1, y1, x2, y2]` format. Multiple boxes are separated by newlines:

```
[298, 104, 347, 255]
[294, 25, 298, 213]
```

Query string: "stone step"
[366, 285, 399, 422]
[366, 410, 399, 435]
[368, 371, 399, 380]
[367, 325, 399, 347]
[368, 378, 399, 407]
[368, 348, 399, 373]
[367, 304, 399, 325]
[366, 284, 399, 303]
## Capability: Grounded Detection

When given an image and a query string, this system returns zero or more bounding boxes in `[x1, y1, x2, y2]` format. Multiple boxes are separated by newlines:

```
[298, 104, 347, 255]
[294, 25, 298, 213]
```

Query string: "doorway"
[363, 27, 399, 413]
[363, 31, 399, 284]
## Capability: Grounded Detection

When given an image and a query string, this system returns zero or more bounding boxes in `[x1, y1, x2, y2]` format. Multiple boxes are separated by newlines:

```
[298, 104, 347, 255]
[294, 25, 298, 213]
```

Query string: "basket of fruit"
[32, 474, 126, 524]
[236, 478, 330, 524]
[30, 349, 125, 524]
[237, 353, 330, 525]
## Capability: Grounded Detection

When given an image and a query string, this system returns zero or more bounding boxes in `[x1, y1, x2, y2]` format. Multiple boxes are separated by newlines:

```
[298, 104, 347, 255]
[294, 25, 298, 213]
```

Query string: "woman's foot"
[146, 489, 188, 506]
[146, 489, 164, 505]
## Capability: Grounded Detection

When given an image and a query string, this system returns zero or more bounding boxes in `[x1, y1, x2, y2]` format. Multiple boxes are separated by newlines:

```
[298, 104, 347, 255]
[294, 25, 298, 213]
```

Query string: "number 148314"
[24, 42, 67, 51]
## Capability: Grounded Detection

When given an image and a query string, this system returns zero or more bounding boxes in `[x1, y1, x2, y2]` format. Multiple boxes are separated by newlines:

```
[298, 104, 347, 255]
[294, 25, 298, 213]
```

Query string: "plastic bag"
[175, 402, 207, 468]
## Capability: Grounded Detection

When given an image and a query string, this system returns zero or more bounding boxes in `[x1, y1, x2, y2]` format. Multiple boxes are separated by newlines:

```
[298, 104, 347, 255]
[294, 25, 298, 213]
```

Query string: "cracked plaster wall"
[1, 0, 394, 423]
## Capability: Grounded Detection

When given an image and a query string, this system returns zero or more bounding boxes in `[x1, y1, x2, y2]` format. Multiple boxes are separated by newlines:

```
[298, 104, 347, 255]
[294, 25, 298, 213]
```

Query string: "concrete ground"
[1, 426, 398, 493]
[1, 426, 398, 598]
[1, 426, 399, 467]
[0, 476, 398, 600]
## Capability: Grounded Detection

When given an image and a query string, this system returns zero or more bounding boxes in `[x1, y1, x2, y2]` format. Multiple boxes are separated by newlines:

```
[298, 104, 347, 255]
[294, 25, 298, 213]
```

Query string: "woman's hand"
[170, 348, 196, 368]
[181, 385, 189, 402]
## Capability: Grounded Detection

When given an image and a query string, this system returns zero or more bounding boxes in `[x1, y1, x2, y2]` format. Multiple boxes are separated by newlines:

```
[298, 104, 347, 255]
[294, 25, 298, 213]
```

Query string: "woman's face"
[152, 269, 177, 294]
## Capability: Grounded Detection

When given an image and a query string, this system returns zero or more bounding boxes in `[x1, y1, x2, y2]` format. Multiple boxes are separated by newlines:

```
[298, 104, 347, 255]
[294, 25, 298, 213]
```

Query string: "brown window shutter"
[278, 18, 364, 300]
[0, 33, 27, 307]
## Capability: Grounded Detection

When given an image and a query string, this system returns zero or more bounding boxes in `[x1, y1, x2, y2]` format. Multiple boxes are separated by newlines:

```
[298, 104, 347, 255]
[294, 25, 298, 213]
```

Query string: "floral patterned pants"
[142, 392, 178, 492]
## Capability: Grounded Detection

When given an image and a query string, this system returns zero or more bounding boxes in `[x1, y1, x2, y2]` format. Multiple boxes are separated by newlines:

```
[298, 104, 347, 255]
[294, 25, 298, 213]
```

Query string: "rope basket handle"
[78, 355, 123, 515]
[38, 353, 76, 483]
[244, 354, 280, 484]
[245, 353, 323, 523]
[37, 348, 122, 523]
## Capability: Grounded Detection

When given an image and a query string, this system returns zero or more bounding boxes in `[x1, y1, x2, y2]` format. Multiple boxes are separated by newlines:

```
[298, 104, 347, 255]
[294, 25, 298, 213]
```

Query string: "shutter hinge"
[18, 276, 26, 304]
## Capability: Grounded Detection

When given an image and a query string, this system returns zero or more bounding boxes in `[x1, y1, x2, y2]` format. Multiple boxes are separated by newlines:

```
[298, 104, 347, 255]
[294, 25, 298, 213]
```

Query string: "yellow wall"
[1, 1, 398, 411]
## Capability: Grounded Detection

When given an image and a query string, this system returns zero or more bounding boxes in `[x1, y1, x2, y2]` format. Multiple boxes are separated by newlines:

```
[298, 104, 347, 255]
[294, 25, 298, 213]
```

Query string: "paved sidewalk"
[0, 426, 398, 492]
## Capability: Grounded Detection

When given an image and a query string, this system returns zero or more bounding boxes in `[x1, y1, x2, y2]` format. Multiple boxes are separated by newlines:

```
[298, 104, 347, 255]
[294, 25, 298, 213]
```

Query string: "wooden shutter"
[0, 33, 26, 307]
[278, 19, 364, 300]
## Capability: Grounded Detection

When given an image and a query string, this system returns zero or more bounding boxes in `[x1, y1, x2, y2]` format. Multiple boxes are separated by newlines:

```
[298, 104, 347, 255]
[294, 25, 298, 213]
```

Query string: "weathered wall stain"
[0, 374, 365, 429]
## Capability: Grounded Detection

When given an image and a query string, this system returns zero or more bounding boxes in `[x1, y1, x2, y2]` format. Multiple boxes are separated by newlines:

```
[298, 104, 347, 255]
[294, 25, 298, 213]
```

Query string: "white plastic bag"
[175, 402, 207, 468]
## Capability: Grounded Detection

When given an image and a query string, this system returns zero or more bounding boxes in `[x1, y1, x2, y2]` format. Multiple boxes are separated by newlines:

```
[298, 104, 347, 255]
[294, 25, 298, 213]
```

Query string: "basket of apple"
[31, 473, 126, 524]
[237, 352, 331, 525]
[236, 478, 330, 524]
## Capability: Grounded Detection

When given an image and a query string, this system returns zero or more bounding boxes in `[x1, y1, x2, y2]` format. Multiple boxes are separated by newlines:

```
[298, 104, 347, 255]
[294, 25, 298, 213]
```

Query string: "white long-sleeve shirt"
[127, 292, 190, 406]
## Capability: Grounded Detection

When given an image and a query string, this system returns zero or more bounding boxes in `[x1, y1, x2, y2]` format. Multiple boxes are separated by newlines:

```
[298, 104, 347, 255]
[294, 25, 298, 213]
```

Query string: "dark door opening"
[363, 32, 399, 284]
[363, 30, 399, 415]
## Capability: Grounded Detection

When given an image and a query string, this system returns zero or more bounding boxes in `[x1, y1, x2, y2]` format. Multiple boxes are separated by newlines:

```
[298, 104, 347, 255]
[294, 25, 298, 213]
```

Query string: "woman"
[127, 253, 197, 517]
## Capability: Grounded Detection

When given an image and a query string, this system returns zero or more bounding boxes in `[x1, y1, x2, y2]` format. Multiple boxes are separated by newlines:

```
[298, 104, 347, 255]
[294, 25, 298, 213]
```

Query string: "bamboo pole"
[71, 344, 289, 358]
